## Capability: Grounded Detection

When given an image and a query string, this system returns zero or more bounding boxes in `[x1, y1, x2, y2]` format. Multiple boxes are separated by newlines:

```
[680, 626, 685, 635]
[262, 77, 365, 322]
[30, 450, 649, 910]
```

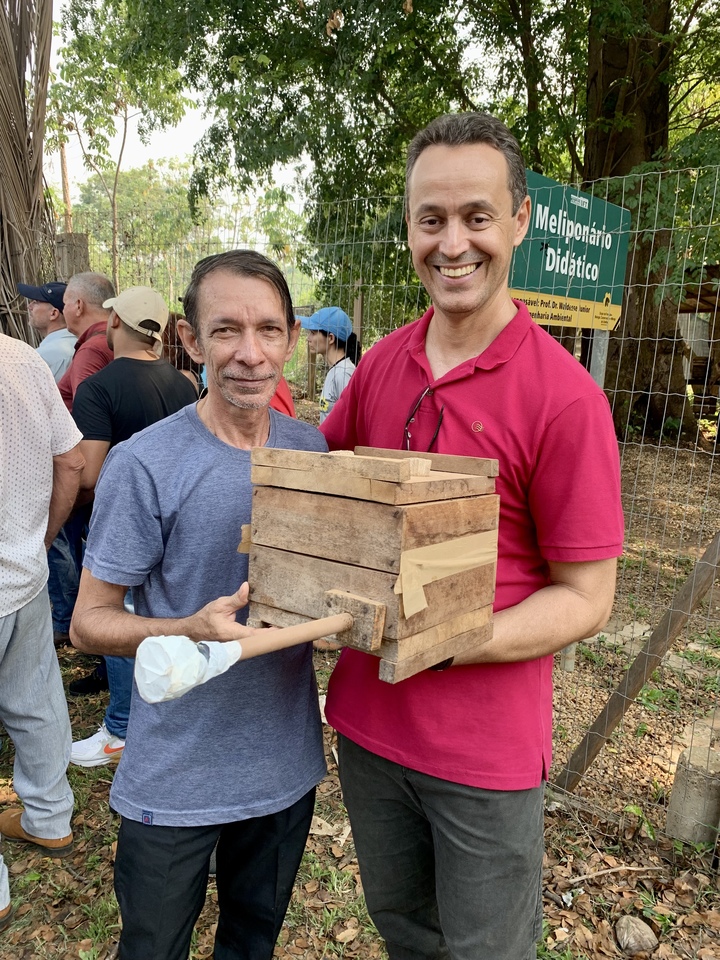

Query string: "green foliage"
[636, 684, 680, 712]
[48, 0, 188, 170]
[72, 160, 315, 305]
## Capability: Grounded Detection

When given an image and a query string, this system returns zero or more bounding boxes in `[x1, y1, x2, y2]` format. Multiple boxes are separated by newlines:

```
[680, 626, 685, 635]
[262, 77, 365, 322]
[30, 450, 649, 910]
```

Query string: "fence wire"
[60, 166, 720, 844]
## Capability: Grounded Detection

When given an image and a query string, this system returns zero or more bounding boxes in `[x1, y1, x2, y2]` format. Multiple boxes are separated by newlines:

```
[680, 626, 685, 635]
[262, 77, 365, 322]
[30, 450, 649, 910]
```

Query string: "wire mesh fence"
[58, 166, 720, 844]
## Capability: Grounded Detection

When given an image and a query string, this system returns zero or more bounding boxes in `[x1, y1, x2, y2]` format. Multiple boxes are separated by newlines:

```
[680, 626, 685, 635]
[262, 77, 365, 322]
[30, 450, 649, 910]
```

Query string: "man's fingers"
[232, 582, 250, 607]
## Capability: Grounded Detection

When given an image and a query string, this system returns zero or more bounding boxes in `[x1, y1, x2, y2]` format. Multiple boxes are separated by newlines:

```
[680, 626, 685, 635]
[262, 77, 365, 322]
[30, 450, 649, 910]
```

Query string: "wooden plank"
[251, 486, 499, 574]
[249, 603, 307, 629]
[355, 446, 499, 478]
[405, 561, 495, 632]
[379, 621, 494, 683]
[249, 545, 495, 639]
[553, 530, 720, 794]
[324, 590, 386, 651]
[251, 464, 495, 505]
[251, 447, 431, 481]
[379, 605, 493, 661]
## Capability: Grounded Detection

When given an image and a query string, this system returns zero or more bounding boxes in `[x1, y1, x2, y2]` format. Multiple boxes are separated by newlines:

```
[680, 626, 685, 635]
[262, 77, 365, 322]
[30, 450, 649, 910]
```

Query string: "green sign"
[510, 170, 631, 330]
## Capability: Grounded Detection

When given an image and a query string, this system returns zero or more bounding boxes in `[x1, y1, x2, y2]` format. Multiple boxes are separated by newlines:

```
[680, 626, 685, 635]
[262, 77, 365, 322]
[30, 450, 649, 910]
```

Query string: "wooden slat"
[251, 463, 495, 504]
[355, 446, 499, 478]
[324, 590, 386, 651]
[251, 447, 432, 481]
[379, 605, 493, 661]
[251, 486, 499, 574]
[249, 544, 495, 639]
[379, 621, 494, 683]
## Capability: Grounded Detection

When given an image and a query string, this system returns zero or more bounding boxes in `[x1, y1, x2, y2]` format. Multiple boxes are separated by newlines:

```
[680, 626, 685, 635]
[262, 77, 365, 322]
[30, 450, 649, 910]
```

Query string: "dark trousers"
[114, 788, 315, 960]
[338, 735, 544, 960]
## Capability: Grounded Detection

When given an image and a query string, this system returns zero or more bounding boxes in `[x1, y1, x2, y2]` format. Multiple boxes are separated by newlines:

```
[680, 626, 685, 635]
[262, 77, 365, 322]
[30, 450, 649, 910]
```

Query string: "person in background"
[163, 312, 204, 394]
[301, 307, 360, 422]
[69, 286, 198, 767]
[0, 334, 84, 932]
[17, 280, 76, 382]
[47, 273, 115, 651]
[58, 273, 115, 411]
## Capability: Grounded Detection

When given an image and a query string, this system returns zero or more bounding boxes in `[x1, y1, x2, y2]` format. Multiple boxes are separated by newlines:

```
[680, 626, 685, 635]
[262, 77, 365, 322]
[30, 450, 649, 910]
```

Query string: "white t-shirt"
[319, 356, 356, 423]
[0, 335, 82, 616]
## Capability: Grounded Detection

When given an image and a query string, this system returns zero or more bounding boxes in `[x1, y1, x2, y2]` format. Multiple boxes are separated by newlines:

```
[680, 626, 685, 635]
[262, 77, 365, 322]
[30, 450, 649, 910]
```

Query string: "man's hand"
[72, 573, 256, 656]
[185, 584, 252, 643]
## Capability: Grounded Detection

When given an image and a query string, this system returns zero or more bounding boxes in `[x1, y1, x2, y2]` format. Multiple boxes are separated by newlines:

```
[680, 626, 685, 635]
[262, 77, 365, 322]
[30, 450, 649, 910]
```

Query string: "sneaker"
[0, 808, 73, 858]
[71, 724, 125, 768]
[68, 665, 109, 696]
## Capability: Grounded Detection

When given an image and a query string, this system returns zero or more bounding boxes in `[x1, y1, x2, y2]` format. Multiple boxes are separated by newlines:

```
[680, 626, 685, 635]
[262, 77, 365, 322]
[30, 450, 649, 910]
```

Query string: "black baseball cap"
[17, 281, 67, 313]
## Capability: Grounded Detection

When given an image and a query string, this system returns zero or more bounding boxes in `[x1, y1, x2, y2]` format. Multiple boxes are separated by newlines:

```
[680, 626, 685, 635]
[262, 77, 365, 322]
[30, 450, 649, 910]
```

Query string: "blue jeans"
[103, 592, 135, 739]
[337, 735, 544, 960]
[104, 656, 134, 739]
[0, 589, 74, 909]
[47, 506, 90, 633]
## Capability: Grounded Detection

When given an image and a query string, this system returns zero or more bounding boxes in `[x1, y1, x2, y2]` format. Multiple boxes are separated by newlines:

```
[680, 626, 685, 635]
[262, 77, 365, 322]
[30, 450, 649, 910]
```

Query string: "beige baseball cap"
[103, 286, 169, 341]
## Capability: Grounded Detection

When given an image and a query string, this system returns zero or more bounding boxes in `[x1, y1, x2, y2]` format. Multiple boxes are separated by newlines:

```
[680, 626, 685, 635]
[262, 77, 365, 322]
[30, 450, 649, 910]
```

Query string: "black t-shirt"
[72, 357, 198, 446]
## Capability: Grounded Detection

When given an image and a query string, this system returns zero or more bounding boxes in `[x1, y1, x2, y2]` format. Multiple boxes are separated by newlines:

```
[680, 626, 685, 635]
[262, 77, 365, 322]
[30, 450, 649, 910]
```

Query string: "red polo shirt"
[58, 320, 114, 411]
[321, 302, 623, 790]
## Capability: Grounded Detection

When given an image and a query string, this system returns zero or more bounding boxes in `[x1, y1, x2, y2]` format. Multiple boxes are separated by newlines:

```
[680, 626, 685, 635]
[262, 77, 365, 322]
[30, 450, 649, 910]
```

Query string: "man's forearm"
[46, 448, 85, 547]
[452, 558, 617, 666]
[71, 574, 254, 657]
[71, 604, 217, 656]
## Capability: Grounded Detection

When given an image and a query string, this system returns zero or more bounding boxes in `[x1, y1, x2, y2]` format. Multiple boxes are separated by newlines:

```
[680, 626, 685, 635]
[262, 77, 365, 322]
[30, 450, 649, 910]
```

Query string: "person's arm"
[76, 439, 111, 505]
[70, 572, 260, 656]
[453, 557, 617, 665]
[46, 443, 85, 547]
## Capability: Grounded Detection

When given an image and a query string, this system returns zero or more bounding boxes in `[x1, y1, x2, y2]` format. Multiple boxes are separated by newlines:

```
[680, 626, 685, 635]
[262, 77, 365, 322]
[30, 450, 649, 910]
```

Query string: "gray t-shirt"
[319, 356, 355, 423]
[84, 404, 328, 826]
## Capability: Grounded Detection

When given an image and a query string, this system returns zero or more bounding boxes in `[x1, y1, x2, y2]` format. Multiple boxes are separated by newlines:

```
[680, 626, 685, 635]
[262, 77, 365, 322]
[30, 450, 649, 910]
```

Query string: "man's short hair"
[405, 113, 528, 215]
[66, 272, 116, 308]
[182, 250, 295, 339]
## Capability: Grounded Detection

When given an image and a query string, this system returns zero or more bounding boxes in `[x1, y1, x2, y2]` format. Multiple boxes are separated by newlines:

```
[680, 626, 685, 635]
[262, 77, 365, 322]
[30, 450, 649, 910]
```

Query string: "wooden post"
[54, 233, 90, 281]
[553, 530, 720, 793]
[353, 279, 363, 346]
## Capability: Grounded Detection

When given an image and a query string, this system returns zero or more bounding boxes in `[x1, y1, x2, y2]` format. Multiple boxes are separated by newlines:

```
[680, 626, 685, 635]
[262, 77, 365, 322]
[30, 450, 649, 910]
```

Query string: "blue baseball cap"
[17, 281, 67, 313]
[300, 307, 352, 342]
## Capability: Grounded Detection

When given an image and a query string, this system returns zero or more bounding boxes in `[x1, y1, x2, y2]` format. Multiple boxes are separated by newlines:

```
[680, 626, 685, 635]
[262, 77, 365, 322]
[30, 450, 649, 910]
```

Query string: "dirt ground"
[0, 441, 718, 958]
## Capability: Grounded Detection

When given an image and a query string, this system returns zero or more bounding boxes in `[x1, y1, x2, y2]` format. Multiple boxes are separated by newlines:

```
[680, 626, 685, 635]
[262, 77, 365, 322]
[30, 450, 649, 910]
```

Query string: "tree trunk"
[584, 0, 695, 438]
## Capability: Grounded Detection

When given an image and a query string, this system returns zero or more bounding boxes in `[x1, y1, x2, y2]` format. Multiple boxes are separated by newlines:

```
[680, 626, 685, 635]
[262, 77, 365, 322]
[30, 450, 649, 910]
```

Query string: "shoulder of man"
[271, 409, 328, 452]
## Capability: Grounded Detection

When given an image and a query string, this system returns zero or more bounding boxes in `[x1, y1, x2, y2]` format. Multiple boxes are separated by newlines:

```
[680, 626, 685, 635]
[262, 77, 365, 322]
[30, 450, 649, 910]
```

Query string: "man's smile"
[437, 263, 480, 278]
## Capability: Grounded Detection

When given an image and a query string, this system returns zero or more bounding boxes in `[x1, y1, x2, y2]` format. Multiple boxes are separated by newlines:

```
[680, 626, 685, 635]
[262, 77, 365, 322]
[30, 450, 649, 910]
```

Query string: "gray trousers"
[338, 734, 544, 960]
[0, 588, 74, 908]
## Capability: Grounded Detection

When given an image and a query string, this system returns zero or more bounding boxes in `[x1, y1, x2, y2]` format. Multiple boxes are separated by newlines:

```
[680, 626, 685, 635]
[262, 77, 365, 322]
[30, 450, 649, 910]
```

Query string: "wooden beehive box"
[246, 447, 499, 682]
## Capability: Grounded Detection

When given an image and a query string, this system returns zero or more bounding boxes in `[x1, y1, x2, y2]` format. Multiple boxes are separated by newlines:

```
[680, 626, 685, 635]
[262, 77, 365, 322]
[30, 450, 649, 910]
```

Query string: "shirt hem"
[329, 717, 547, 791]
[109, 764, 327, 827]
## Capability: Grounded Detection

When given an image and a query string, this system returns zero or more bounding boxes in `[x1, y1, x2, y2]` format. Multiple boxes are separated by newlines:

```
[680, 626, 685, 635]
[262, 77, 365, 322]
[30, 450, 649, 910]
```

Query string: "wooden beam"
[553, 530, 720, 793]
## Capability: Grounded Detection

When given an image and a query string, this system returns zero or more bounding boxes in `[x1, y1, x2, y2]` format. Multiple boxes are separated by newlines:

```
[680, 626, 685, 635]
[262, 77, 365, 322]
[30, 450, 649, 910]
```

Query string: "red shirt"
[58, 321, 114, 411]
[270, 377, 296, 418]
[321, 302, 624, 790]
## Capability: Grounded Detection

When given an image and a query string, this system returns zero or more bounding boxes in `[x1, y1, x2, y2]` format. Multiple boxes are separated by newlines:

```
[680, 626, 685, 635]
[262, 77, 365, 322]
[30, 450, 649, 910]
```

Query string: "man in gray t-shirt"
[71, 251, 327, 960]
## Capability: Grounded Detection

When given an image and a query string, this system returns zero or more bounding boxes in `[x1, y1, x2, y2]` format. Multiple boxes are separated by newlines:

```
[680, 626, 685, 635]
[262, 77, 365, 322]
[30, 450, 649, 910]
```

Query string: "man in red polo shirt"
[321, 114, 624, 960]
[58, 273, 116, 411]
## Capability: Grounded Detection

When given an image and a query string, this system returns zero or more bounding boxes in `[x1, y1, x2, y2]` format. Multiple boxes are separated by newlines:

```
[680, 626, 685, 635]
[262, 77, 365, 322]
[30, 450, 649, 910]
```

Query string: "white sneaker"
[70, 723, 125, 767]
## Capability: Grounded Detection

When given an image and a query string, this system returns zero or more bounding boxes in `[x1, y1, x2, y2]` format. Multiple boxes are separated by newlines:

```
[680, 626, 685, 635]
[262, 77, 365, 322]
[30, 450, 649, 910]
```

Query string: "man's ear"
[177, 319, 205, 364]
[285, 319, 301, 362]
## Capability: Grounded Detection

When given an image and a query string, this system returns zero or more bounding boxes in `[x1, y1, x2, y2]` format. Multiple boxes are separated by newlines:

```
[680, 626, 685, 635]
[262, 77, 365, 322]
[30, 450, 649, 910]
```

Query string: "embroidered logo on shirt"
[471, 421, 484, 432]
